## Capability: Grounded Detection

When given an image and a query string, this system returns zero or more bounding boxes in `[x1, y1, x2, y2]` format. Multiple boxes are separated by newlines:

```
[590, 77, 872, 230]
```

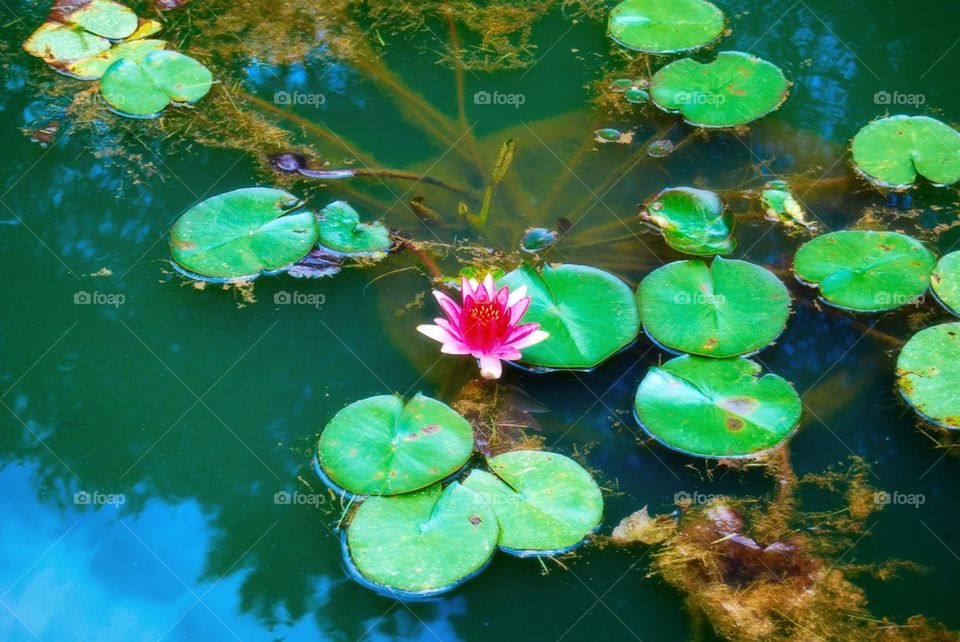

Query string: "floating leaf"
[638, 257, 790, 357]
[595, 127, 626, 143]
[520, 227, 558, 253]
[624, 88, 650, 104]
[640, 187, 735, 255]
[462, 450, 603, 554]
[316, 394, 474, 496]
[316, 201, 391, 255]
[932, 251, 960, 316]
[851, 116, 960, 189]
[609, 78, 635, 92]
[650, 51, 790, 128]
[169, 187, 319, 279]
[896, 323, 960, 429]
[647, 139, 674, 157]
[345, 483, 498, 596]
[499, 264, 640, 370]
[65, 38, 166, 80]
[634, 355, 801, 457]
[59, 0, 139, 39]
[23, 0, 140, 68]
[608, 0, 725, 54]
[23, 22, 112, 65]
[793, 230, 935, 312]
[100, 50, 212, 117]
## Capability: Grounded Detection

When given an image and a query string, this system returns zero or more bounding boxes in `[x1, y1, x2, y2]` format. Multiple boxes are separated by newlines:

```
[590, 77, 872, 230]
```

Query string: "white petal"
[417, 324, 454, 344]
[511, 329, 550, 350]
[507, 285, 528, 307]
[478, 356, 503, 379]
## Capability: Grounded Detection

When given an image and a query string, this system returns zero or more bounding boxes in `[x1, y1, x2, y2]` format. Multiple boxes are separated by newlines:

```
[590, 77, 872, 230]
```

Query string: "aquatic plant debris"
[896, 323, 960, 430]
[417, 274, 549, 380]
[99, 50, 213, 117]
[760, 180, 814, 229]
[168, 187, 319, 280]
[650, 51, 790, 128]
[462, 450, 603, 554]
[499, 264, 640, 370]
[608, 0, 725, 54]
[851, 115, 960, 188]
[316, 393, 474, 495]
[345, 483, 498, 596]
[634, 355, 802, 458]
[640, 187, 735, 255]
[931, 250, 960, 316]
[638, 257, 790, 357]
[793, 230, 935, 312]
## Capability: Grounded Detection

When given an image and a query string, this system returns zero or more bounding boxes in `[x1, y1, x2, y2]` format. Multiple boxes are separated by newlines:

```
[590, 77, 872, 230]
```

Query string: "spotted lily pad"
[634, 355, 802, 458]
[345, 483, 498, 596]
[640, 187, 735, 255]
[65, 38, 166, 80]
[638, 257, 790, 357]
[316, 201, 391, 255]
[169, 187, 319, 279]
[608, 0, 725, 54]
[650, 51, 790, 128]
[793, 230, 935, 312]
[498, 264, 640, 370]
[462, 451, 603, 555]
[851, 116, 960, 189]
[896, 323, 960, 429]
[55, 0, 139, 39]
[100, 50, 212, 117]
[317, 394, 474, 496]
[23, 21, 112, 65]
[932, 251, 960, 316]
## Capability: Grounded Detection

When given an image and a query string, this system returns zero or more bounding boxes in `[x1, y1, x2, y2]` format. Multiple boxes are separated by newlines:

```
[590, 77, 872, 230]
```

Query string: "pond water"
[2, 0, 959, 640]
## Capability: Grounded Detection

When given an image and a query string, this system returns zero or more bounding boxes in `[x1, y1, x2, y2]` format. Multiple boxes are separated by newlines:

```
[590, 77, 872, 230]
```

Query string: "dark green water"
[1, 1, 959, 640]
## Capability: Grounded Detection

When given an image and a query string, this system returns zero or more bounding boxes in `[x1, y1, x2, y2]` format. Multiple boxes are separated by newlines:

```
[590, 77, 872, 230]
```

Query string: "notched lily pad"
[317, 393, 474, 496]
[638, 257, 790, 357]
[640, 187, 735, 255]
[896, 323, 960, 430]
[100, 50, 212, 117]
[345, 483, 498, 596]
[650, 51, 790, 128]
[608, 0, 725, 54]
[462, 450, 603, 555]
[24, 0, 139, 68]
[635, 355, 802, 458]
[793, 230, 935, 312]
[316, 201, 391, 256]
[499, 263, 640, 370]
[168, 187, 319, 280]
[932, 251, 960, 316]
[851, 115, 960, 189]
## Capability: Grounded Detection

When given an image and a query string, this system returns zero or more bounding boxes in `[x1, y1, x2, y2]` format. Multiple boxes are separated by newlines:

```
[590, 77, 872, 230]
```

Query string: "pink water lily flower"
[417, 274, 549, 379]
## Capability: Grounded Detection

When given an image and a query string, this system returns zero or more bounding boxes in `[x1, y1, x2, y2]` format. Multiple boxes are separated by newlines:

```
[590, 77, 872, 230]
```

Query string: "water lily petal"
[441, 341, 473, 355]
[510, 329, 550, 350]
[417, 323, 456, 345]
[478, 356, 503, 379]
[506, 285, 528, 308]
[433, 289, 462, 321]
[508, 295, 530, 325]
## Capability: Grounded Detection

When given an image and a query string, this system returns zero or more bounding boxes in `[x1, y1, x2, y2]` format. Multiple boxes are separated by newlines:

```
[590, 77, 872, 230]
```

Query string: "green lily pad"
[65, 38, 166, 80]
[520, 227, 558, 253]
[23, 22, 112, 64]
[100, 50, 212, 117]
[793, 230, 935, 312]
[608, 0, 725, 54]
[638, 257, 790, 357]
[498, 264, 640, 370]
[317, 394, 474, 496]
[896, 323, 960, 429]
[640, 187, 735, 255]
[168, 187, 319, 279]
[624, 88, 650, 104]
[61, 0, 139, 40]
[932, 251, 960, 316]
[851, 116, 960, 189]
[345, 483, 498, 596]
[634, 355, 801, 458]
[650, 51, 790, 128]
[316, 201, 391, 255]
[462, 450, 603, 555]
